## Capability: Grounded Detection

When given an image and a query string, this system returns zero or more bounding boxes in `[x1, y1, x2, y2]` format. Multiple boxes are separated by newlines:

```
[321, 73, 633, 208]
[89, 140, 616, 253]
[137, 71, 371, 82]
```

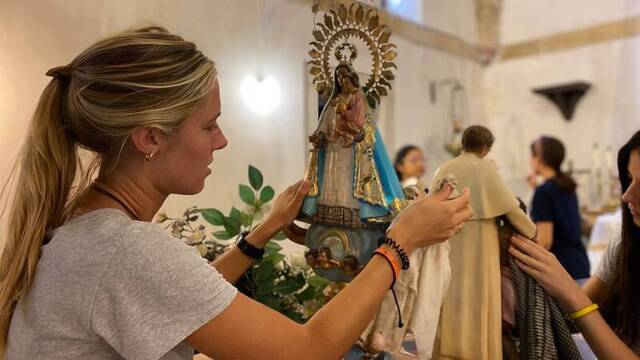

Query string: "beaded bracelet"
[378, 235, 410, 270]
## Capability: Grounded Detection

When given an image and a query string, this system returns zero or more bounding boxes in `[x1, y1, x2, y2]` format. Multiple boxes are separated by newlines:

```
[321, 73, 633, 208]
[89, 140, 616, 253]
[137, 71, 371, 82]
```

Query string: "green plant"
[157, 165, 330, 323]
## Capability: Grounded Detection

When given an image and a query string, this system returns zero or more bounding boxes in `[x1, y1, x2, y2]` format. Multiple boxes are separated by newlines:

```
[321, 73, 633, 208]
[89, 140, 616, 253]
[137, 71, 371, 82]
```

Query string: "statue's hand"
[388, 185, 473, 255]
[309, 131, 327, 148]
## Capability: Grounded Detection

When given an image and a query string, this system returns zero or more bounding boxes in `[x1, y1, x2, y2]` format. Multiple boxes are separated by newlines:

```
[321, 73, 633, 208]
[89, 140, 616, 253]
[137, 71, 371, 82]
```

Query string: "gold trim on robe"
[353, 119, 386, 208]
[306, 148, 321, 197]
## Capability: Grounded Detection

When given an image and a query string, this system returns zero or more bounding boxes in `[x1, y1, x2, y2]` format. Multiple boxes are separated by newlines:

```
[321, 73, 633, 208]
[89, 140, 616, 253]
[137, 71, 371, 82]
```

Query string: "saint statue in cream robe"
[431, 151, 536, 360]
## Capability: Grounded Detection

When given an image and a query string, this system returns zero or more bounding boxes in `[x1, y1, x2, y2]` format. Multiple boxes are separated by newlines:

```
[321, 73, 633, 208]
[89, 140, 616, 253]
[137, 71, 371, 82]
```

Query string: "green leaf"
[229, 207, 242, 223]
[223, 217, 241, 237]
[264, 241, 282, 255]
[272, 231, 287, 241]
[240, 212, 253, 227]
[263, 253, 285, 266]
[200, 208, 224, 226]
[283, 308, 305, 323]
[256, 294, 282, 312]
[239, 185, 256, 206]
[255, 261, 276, 282]
[273, 274, 305, 294]
[259, 186, 275, 203]
[249, 165, 264, 190]
[295, 286, 317, 302]
[308, 275, 332, 290]
[213, 230, 234, 240]
[255, 282, 276, 297]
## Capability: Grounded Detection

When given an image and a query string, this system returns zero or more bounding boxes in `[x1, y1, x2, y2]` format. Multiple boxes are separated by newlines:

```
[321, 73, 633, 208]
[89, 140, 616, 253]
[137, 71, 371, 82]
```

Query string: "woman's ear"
[130, 126, 161, 157]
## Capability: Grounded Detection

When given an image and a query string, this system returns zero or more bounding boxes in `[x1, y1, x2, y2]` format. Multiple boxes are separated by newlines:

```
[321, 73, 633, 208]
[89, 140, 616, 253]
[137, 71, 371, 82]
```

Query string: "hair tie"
[45, 66, 71, 80]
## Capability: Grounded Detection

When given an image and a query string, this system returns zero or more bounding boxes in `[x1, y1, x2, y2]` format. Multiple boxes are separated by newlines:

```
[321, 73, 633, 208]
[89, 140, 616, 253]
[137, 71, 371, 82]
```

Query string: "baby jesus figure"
[328, 67, 367, 147]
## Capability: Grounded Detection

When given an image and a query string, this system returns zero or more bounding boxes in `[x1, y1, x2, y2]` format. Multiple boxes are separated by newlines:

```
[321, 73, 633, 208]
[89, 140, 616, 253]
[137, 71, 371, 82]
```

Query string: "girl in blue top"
[529, 136, 590, 280]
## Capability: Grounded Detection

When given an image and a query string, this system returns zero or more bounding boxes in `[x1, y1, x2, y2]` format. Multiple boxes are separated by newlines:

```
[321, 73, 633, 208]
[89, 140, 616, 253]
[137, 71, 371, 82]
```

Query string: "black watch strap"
[236, 231, 265, 260]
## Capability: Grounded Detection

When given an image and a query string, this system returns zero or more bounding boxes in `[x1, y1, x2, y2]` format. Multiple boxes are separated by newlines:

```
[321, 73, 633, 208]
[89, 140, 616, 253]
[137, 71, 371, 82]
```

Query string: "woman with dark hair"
[394, 145, 428, 201]
[394, 145, 426, 185]
[510, 130, 640, 358]
[529, 136, 590, 280]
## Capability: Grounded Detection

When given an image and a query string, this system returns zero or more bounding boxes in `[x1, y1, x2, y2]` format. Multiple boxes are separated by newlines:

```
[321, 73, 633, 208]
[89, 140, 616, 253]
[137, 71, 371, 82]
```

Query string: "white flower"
[195, 243, 208, 257]
[274, 260, 285, 272]
[288, 252, 309, 269]
[187, 229, 206, 245]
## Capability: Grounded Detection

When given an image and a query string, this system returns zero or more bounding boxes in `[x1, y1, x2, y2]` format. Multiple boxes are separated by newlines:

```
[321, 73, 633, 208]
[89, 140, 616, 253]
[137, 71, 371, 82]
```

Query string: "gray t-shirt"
[6, 208, 237, 360]
[593, 235, 640, 353]
[593, 235, 621, 284]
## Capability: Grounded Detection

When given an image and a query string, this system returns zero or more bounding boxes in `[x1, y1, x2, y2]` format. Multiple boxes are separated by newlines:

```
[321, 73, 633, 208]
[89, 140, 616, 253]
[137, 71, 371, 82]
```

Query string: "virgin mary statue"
[299, 62, 406, 282]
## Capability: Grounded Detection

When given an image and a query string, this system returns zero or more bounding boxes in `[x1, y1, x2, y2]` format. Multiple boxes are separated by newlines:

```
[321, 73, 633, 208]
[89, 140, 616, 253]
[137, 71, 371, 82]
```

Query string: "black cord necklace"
[93, 183, 140, 221]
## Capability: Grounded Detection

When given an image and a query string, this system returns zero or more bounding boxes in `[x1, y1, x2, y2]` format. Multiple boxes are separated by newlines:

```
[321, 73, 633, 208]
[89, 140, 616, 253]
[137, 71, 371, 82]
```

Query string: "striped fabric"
[509, 256, 582, 360]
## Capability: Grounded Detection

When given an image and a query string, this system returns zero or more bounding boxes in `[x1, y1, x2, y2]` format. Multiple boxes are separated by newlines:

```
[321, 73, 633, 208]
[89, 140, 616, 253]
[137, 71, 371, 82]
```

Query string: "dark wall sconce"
[532, 81, 591, 121]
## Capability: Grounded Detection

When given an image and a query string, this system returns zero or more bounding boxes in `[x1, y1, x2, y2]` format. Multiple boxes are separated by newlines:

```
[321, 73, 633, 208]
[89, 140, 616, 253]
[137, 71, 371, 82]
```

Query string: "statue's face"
[336, 67, 354, 91]
[318, 250, 330, 261]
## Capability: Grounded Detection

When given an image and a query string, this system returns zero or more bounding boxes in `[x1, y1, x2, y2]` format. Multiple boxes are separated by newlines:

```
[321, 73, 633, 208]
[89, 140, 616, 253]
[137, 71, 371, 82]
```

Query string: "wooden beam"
[475, 0, 502, 48]
[500, 15, 640, 61]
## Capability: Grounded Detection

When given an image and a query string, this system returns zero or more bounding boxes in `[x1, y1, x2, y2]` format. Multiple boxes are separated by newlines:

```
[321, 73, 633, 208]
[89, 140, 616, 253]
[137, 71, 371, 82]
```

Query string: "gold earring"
[145, 151, 155, 161]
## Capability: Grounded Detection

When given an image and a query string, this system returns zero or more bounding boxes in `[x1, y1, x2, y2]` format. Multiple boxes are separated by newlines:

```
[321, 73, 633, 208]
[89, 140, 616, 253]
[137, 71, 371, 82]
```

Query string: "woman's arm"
[535, 221, 553, 249]
[509, 235, 639, 360]
[189, 255, 394, 360]
[188, 186, 473, 360]
[211, 180, 309, 283]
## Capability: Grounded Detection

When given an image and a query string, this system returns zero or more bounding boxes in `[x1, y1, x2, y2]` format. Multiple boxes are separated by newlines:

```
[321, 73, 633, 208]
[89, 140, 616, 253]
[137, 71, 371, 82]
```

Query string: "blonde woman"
[0, 27, 472, 360]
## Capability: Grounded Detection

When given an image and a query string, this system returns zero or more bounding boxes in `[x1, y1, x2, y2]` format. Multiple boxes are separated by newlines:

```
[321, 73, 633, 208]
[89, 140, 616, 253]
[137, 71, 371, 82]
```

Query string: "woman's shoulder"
[594, 236, 622, 284]
[55, 208, 184, 256]
[536, 179, 556, 192]
[64, 209, 208, 283]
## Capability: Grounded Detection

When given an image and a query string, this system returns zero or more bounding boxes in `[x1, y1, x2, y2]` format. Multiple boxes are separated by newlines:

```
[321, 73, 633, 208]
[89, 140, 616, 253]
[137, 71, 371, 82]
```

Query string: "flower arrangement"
[157, 165, 330, 323]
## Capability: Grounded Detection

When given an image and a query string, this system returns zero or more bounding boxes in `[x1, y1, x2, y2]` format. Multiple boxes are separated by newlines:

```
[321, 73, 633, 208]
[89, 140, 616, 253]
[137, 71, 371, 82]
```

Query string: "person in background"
[510, 130, 640, 358]
[529, 136, 590, 281]
[394, 145, 428, 196]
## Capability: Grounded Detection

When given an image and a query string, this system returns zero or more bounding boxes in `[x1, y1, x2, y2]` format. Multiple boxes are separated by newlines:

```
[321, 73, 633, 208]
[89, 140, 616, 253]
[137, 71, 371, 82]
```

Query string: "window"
[383, 0, 422, 23]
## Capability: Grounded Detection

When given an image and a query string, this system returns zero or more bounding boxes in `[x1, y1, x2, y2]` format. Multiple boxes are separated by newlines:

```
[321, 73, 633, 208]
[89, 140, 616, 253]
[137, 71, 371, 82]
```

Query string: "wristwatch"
[236, 231, 265, 260]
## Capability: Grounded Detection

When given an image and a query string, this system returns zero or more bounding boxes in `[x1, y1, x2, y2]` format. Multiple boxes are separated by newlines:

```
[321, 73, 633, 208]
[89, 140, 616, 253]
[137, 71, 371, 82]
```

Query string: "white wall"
[423, 0, 477, 43]
[486, 0, 640, 203]
[0, 0, 481, 245]
[391, 36, 484, 182]
[501, 0, 640, 44]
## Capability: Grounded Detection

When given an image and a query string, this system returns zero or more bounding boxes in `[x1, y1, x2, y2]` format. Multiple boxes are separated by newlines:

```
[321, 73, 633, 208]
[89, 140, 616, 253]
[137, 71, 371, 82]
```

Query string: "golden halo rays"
[308, 2, 397, 107]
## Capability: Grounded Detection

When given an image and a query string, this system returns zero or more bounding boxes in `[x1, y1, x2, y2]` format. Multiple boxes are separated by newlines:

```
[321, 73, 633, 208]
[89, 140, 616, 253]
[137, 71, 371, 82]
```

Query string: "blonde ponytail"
[0, 77, 79, 351]
[0, 26, 216, 353]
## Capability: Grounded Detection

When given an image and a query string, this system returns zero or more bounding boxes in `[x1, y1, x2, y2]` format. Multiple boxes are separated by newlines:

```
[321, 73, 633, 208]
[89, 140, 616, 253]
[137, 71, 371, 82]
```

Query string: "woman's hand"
[509, 234, 591, 312]
[388, 184, 473, 255]
[260, 179, 310, 236]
